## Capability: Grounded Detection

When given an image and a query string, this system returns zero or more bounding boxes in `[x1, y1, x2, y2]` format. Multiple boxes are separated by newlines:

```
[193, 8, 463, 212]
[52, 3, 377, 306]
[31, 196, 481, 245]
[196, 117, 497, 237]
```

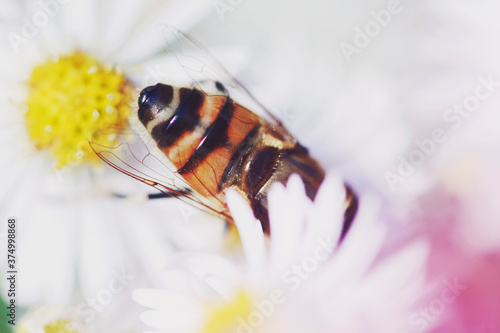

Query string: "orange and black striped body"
[138, 83, 357, 235]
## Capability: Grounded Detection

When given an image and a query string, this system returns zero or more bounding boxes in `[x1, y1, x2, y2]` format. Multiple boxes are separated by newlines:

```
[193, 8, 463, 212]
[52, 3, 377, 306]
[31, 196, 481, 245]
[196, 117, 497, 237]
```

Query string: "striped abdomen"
[137, 83, 356, 235]
[138, 84, 267, 202]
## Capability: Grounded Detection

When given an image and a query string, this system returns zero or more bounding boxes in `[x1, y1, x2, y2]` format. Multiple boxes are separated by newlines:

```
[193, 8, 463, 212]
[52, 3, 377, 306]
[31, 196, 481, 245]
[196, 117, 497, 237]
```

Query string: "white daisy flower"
[133, 173, 429, 333]
[0, 0, 222, 312]
[15, 305, 99, 333]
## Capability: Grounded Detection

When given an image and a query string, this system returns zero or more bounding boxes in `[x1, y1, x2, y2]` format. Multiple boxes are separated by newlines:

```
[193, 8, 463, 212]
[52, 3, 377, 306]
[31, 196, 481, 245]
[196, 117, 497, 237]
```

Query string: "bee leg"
[339, 185, 358, 242]
[147, 191, 191, 199]
[111, 189, 192, 201]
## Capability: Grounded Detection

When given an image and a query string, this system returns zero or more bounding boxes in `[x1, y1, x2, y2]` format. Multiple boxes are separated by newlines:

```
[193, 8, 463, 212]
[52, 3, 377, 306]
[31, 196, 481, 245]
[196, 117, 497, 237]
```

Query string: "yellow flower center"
[201, 290, 253, 333]
[43, 319, 79, 333]
[24, 51, 133, 168]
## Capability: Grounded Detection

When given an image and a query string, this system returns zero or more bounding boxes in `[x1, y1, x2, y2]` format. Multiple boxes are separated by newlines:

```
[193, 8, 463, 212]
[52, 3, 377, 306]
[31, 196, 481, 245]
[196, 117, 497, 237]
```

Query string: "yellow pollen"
[24, 51, 133, 168]
[224, 224, 243, 250]
[43, 319, 79, 333]
[201, 290, 253, 333]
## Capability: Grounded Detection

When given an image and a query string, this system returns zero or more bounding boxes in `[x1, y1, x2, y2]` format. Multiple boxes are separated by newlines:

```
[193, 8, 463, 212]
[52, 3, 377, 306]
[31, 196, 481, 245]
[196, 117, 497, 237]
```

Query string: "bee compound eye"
[138, 85, 156, 107]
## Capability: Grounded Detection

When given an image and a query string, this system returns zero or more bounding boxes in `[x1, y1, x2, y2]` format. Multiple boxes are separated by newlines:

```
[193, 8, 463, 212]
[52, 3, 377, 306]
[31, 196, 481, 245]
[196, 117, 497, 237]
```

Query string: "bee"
[92, 26, 357, 237]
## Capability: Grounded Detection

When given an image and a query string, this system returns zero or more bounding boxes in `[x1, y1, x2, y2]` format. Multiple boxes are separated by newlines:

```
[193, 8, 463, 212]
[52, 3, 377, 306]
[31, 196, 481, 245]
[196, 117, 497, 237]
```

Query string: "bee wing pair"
[90, 25, 280, 222]
[91, 125, 233, 221]
[90, 26, 356, 235]
[160, 25, 281, 124]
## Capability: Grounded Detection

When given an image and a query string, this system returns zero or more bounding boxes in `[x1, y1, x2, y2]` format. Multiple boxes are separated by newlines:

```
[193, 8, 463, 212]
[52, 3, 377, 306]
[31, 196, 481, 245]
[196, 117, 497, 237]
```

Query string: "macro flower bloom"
[15, 305, 99, 333]
[133, 173, 429, 333]
[0, 0, 224, 312]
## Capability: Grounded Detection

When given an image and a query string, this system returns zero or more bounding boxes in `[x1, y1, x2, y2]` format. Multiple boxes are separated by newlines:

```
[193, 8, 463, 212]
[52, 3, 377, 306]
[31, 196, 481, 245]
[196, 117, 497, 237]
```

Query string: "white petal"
[359, 239, 429, 305]
[78, 198, 122, 296]
[92, 0, 149, 60]
[316, 240, 429, 333]
[59, 0, 99, 50]
[179, 253, 240, 301]
[133, 288, 206, 316]
[17, 197, 76, 305]
[267, 175, 310, 278]
[0, 0, 22, 29]
[140, 309, 202, 332]
[316, 193, 385, 289]
[109, 0, 213, 64]
[302, 172, 346, 255]
[226, 189, 267, 282]
[118, 206, 175, 286]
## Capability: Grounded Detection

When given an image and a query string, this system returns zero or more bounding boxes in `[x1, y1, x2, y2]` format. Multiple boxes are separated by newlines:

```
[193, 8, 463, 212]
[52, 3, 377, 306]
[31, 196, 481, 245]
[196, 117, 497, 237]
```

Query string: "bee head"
[137, 83, 175, 126]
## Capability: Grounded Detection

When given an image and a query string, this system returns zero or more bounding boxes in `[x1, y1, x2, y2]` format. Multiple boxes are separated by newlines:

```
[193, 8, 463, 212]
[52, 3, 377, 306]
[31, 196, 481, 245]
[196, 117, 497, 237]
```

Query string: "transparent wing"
[89, 127, 232, 222]
[160, 24, 282, 125]
[89, 26, 292, 223]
